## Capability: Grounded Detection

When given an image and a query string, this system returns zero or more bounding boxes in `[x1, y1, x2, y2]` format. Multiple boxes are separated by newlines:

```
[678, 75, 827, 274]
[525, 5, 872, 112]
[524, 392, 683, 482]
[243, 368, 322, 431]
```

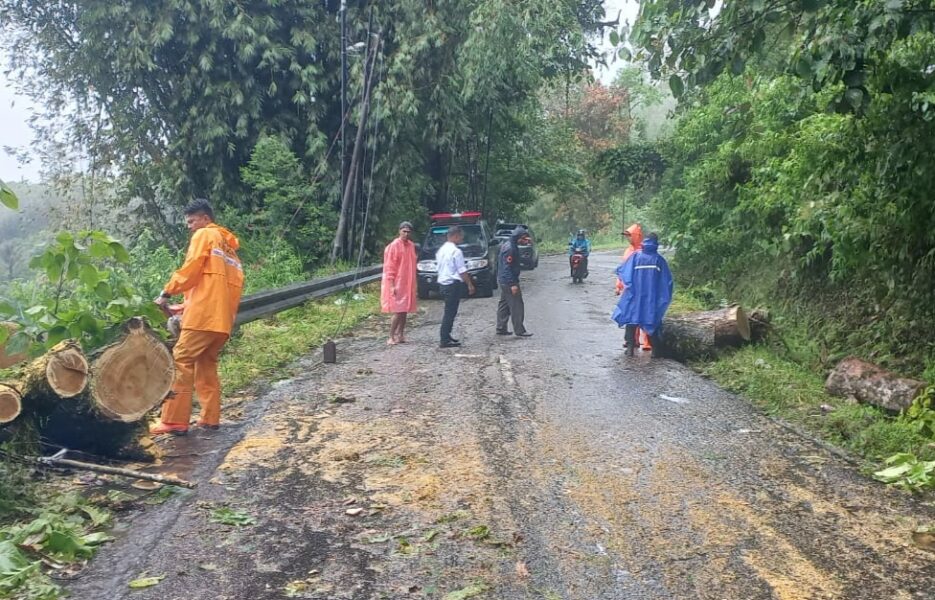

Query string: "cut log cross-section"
[0, 383, 22, 424]
[21, 340, 90, 403]
[90, 317, 175, 422]
[659, 305, 751, 361]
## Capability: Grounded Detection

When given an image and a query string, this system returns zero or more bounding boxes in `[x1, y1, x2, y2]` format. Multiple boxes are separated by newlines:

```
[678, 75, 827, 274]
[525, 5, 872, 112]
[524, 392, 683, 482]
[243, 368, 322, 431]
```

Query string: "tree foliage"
[0, 0, 610, 260]
[628, 0, 935, 112]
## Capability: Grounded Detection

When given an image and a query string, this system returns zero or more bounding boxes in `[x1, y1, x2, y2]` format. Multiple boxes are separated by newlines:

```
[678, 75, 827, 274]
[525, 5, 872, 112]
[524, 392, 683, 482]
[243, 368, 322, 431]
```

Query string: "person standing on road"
[615, 222, 652, 352]
[436, 225, 476, 348]
[381, 221, 418, 345]
[496, 226, 533, 337]
[151, 199, 244, 435]
[612, 232, 673, 357]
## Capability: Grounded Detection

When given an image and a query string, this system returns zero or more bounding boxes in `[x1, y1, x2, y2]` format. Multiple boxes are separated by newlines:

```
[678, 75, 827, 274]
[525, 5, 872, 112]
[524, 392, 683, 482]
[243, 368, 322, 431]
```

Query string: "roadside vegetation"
[574, 2, 935, 492]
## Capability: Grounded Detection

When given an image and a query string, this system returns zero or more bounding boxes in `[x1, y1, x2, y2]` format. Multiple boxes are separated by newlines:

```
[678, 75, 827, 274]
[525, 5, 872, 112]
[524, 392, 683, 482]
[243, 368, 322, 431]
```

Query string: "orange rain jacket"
[615, 223, 644, 294]
[164, 224, 244, 335]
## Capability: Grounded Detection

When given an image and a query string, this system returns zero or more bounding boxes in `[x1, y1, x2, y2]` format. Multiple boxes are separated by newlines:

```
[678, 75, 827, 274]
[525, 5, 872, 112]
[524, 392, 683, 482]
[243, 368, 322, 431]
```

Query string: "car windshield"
[424, 224, 485, 252]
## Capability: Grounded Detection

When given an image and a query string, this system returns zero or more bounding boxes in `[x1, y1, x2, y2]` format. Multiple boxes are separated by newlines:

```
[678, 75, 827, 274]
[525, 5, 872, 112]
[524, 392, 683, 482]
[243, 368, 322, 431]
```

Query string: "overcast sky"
[0, 0, 641, 184]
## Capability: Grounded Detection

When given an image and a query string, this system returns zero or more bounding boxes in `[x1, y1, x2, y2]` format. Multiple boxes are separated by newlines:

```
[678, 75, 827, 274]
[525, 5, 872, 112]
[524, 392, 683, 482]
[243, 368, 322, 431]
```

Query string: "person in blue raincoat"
[567, 229, 592, 278]
[612, 233, 674, 357]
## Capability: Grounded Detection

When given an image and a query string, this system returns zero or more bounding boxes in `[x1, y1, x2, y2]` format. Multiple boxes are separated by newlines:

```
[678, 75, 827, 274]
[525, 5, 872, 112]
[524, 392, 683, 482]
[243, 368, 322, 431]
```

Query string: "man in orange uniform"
[615, 223, 652, 351]
[150, 199, 244, 435]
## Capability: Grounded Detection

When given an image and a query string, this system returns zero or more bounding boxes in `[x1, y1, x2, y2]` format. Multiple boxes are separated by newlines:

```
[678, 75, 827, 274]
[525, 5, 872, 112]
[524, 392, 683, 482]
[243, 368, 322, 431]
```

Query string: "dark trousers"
[439, 282, 464, 343]
[496, 284, 527, 334]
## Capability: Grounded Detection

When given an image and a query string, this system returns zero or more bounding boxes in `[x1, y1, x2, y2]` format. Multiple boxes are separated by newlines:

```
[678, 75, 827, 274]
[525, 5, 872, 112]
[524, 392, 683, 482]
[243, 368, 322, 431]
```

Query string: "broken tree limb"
[825, 357, 926, 412]
[0, 382, 22, 424]
[38, 452, 194, 488]
[658, 305, 751, 361]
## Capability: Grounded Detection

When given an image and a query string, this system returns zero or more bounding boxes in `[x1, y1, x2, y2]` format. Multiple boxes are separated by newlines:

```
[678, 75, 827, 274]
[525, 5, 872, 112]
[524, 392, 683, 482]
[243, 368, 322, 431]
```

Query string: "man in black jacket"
[496, 226, 532, 337]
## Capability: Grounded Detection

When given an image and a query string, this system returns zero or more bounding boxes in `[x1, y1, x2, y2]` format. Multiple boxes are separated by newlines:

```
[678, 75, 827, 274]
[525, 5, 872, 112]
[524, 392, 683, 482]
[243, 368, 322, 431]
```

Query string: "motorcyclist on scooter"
[568, 229, 591, 278]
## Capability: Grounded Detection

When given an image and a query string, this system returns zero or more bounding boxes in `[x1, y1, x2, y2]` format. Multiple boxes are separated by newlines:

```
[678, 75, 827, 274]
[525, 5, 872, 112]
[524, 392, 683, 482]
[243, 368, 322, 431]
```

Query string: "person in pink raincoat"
[381, 221, 418, 345]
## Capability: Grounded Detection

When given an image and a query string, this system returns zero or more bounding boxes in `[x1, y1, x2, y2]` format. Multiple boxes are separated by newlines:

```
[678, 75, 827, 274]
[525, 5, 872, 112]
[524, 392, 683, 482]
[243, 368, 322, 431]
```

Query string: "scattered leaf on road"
[466, 525, 490, 540]
[346, 507, 365, 516]
[422, 529, 440, 543]
[199, 563, 218, 571]
[209, 507, 256, 527]
[128, 575, 165, 589]
[443, 582, 489, 600]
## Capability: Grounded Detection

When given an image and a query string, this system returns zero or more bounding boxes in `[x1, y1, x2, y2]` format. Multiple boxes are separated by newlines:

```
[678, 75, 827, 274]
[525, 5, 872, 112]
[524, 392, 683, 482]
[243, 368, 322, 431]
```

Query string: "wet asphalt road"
[67, 251, 935, 600]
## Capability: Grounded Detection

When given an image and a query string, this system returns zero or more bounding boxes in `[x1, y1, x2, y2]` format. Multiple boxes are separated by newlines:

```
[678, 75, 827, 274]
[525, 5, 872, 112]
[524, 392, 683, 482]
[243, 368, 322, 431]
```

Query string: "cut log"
[90, 317, 174, 422]
[0, 383, 22, 424]
[37, 319, 173, 460]
[825, 357, 925, 412]
[658, 305, 751, 361]
[0, 322, 28, 369]
[21, 341, 89, 402]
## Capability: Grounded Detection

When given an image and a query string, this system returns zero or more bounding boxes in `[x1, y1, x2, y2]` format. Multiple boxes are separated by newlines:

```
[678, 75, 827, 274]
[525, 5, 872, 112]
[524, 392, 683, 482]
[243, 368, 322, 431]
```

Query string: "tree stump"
[0, 383, 22, 424]
[825, 357, 926, 412]
[658, 305, 751, 361]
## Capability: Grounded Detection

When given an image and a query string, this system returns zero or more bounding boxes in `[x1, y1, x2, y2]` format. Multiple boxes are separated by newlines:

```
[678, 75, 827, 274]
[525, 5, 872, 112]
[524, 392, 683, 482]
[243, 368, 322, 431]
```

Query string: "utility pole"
[331, 36, 379, 264]
[340, 0, 348, 231]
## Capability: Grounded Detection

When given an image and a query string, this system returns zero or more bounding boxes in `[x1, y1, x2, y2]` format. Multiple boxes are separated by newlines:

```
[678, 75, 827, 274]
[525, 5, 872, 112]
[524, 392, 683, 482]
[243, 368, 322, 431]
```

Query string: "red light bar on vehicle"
[430, 211, 483, 224]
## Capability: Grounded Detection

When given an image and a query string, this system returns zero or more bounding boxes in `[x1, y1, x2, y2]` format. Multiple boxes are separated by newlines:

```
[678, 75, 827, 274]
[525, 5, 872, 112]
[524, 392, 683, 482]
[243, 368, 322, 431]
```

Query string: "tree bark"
[658, 305, 751, 361]
[825, 357, 925, 412]
[0, 383, 22, 424]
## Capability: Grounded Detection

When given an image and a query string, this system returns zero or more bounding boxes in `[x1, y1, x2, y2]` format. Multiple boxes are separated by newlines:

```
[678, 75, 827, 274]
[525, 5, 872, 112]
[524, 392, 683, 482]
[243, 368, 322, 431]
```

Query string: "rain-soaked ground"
[66, 252, 935, 600]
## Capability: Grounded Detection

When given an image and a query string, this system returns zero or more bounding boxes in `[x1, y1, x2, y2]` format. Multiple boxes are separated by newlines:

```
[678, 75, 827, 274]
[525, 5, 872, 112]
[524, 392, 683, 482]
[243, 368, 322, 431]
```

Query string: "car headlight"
[466, 259, 488, 270]
[417, 260, 438, 272]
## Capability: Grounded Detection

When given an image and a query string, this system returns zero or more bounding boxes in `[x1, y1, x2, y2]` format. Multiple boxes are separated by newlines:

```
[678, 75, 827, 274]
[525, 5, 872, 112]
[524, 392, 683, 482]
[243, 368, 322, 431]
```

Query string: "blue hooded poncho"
[611, 237, 674, 336]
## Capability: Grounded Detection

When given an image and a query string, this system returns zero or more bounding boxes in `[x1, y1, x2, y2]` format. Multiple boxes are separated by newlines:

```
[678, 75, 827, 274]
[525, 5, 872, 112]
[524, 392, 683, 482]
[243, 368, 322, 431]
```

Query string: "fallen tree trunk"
[0, 383, 22, 424]
[658, 305, 751, 361]
[39, 319, 173, 460]
[825, 357, 925, 412]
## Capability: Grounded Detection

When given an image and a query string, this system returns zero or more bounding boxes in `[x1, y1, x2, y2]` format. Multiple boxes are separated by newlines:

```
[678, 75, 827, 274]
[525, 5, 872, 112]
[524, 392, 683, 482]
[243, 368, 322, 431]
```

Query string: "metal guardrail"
[235, 264, 383, 325]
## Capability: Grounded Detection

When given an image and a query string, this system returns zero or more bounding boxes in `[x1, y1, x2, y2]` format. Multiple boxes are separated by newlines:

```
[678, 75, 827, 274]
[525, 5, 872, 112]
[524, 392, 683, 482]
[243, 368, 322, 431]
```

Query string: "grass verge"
[671, 285, 935, 482]
[703, 346, 935, 466]
[221, 286, 380, 393]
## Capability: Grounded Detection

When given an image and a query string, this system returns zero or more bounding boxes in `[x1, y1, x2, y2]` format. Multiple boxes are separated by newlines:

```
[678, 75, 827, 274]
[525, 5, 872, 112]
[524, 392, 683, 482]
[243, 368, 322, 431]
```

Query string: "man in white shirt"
[435, 225, 476, 348]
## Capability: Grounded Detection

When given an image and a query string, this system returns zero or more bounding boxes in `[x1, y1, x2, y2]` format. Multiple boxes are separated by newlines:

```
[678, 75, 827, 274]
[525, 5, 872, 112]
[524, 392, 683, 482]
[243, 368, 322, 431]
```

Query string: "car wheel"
[533, 257, 539, 269]
[479, 282, 495, 298]
[417, 286, 430, 300]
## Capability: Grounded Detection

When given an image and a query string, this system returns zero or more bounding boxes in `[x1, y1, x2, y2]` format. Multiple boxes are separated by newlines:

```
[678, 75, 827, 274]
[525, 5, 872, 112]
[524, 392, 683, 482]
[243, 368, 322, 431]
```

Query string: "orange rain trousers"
[160, 329, 229, 426]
